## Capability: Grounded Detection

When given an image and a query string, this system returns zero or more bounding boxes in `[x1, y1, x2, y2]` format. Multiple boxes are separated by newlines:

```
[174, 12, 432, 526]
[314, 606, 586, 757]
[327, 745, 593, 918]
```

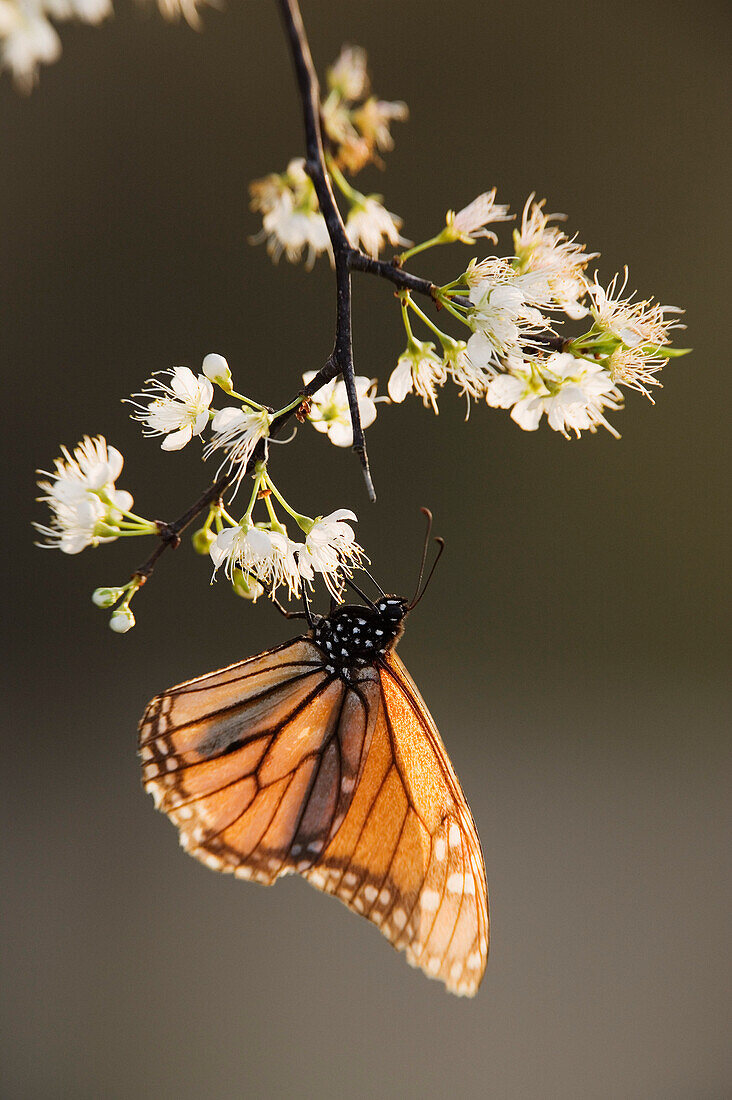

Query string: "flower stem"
[397, 233, 447, 263]
[264, 473, 312, 530]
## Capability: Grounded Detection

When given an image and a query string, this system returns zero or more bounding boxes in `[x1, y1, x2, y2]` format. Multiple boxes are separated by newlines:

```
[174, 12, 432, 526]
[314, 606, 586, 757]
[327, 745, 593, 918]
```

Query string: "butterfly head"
[312, 594, 409, 678]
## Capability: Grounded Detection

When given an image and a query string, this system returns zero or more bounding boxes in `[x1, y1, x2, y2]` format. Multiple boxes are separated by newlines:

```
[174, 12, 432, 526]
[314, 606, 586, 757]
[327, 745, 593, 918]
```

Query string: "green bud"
[232, 570, 264, 601]
[109, 606, 135, 633]
[92, 586, 124, 608]
[202, 353, 233, 392]
[192, 527, 216, 555]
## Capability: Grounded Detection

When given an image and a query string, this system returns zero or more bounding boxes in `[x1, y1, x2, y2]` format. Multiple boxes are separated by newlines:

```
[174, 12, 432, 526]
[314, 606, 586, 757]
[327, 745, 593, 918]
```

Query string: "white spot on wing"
[421, 889, 440, 912]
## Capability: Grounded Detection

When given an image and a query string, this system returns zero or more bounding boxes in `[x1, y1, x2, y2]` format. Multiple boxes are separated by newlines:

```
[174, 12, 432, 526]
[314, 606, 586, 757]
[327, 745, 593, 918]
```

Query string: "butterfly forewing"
[139, 633, 488, 996]
[139, 639, 379, 884]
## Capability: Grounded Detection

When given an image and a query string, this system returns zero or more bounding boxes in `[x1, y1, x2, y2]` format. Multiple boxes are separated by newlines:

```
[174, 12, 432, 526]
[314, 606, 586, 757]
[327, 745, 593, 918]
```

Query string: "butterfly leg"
[270, 596, 309, 621]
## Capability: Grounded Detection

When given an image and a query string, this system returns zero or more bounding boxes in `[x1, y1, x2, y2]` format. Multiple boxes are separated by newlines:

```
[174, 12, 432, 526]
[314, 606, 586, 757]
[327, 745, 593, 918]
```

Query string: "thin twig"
[132, 360, 340, 580]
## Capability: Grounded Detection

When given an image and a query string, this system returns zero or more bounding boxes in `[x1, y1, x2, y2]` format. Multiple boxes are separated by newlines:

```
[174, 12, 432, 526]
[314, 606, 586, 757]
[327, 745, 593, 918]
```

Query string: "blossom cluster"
[34, 435, 145, 554]
[386, 194, 685, 438]
[209, 504, 365, 604]
[246, 43, 686, 440]
[0, 0, 207, 90]
[249, 46, 407, 266]
[322, 44, 408, 175]
[35, 351, 378, 630]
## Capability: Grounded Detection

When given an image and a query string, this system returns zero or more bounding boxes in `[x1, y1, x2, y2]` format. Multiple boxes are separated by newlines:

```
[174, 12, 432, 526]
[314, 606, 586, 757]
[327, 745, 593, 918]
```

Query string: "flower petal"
[161, 425, 193, 450]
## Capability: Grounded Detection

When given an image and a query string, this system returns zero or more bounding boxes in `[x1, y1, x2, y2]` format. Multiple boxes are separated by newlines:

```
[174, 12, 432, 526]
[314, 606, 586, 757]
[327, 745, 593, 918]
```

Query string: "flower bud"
[232, 570, 264, 601]
[109, 606, 135, 633]
[202, 353, 233, 392]
[92, 586, 124, 608]
[191, 527, 217, 555]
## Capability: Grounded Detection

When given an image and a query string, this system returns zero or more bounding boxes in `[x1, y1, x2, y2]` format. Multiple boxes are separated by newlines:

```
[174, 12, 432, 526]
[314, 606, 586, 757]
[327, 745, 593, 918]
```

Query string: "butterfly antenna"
[360, 567, 386, 597]
[408, 507, 434, 608]
[344, 577, 379, 609]
[410, 537, 445, 609]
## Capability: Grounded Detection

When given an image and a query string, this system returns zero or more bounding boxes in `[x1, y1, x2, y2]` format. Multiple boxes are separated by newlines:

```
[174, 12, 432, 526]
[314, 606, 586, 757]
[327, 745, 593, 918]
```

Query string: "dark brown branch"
[134, 0, 549, 585]
[277, 0, 439, 501]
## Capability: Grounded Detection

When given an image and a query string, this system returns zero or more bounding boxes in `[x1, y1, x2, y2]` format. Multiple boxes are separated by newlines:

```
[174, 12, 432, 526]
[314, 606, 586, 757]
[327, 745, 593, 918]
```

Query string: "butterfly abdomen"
[312, 596, 408, 679]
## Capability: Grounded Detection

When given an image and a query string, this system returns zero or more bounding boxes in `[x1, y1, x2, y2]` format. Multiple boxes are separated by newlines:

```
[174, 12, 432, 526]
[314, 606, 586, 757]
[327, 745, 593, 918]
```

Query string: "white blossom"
[345, 196, 407, 259]
[466, 259, 552, 370]
[250, 160, 331, 269]
[302, 370, 378, 447]
[442, 340, 494, 403]
[352, 96, 408, 154]
[327, 44, 369, 101]
[1, 0, 110, 91]
[445, 189, 512, 244]
[388, 339, 447, 412]
[203, 406, 271, 492]
[587, 270, 684, 350]
[34, 435, 134, 553]
[486, 352, 622, 438]
[210, 523, 300, 599]
[130, 366, 213, 450]
[297, 509, 365, 599]
[155, 0, 213, 30]
[513, 195, 597, 319]
[605, 344, 666, 400]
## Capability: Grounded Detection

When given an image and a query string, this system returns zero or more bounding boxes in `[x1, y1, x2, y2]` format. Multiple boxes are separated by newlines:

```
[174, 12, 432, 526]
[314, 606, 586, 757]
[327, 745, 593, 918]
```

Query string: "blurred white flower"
[513, 195, 597, 319]
[203, 406, 271, 492]
[130, 366, 213, 450]
[486, 352, 622, 438]
[298, 509, 365, 599]
[250, 160, 332, 269]
[1, 0, 110, 91]
[388, 339, 447, 412]
[327, 44, 369, 101]
[155, 0, 214, 30]
[444, 189, 512, 245]
[302, 370, 378, 447]
[345, 196, 407, 259]
[352, 96, 408, 154]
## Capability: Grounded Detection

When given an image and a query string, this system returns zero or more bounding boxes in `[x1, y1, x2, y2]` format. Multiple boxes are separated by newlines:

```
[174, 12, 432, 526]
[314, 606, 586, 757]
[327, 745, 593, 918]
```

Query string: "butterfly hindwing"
[303, 651, 489, 997]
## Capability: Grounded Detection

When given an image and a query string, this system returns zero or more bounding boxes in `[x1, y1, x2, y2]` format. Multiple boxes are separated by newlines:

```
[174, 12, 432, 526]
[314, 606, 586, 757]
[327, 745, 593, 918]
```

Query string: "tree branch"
[132, 0, 539, 586]
[277, 0, 441, 502]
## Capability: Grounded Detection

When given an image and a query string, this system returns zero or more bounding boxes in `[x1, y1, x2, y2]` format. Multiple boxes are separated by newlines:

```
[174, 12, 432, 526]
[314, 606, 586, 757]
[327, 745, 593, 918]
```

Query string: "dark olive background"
[2, 1, 730, 1097]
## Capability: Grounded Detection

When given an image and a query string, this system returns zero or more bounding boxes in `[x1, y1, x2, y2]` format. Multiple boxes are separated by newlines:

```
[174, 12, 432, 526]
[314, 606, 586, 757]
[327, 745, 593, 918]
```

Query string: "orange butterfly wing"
[307, 651, 489, 996]
[139, 640, 488, 996]
[139, 638, 381, 883]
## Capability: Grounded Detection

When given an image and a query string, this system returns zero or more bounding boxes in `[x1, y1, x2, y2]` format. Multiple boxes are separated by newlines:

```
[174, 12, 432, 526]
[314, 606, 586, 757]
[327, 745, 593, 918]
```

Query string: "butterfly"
[138, 514, 489, 996]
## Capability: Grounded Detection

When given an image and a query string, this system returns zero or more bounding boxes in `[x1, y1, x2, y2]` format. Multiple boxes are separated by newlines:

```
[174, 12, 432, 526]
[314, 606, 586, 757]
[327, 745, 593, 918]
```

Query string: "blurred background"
[2, 1, 730, 1096]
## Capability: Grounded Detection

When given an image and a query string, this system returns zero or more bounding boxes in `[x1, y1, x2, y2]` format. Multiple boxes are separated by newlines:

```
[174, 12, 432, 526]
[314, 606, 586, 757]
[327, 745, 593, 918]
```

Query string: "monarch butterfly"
[138, 514, 488, 996]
